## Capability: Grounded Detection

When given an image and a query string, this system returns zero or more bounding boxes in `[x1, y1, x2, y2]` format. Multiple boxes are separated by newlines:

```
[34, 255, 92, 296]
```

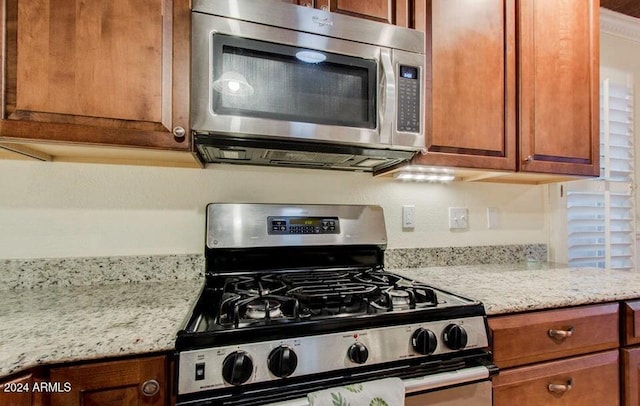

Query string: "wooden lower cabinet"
[622, 348, 640, 406]
[48, 356, 167, 406]
[0, 374, 41, 406]
[493, 350, 619, 406]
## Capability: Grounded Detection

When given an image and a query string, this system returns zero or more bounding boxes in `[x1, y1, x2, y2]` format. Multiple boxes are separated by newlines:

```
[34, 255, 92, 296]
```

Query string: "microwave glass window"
[211, 35, 377, 129]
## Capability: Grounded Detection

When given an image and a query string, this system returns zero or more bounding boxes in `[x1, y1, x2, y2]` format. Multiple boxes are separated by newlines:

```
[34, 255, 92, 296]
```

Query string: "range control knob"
[222, 351, 253, 385]
[348, 342, 369, 364]
[443, 324, 468, 350]
[411, 328, 438, 355]
[268, 345, 298, 378]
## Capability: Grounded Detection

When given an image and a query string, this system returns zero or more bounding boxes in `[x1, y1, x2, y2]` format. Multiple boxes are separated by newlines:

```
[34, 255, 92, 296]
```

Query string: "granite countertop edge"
[3, 262, 640, 379]
[0, 278, 204, 379]
[391, 263, 640, 316]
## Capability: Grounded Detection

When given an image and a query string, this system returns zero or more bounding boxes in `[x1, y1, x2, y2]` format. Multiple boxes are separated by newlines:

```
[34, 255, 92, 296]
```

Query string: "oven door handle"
[403, 365, 490, 394]
[266, 365, 491, 406]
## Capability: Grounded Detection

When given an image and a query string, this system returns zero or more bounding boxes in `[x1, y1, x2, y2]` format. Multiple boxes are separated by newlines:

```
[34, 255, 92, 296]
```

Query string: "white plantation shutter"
[566, 74, 635, 270]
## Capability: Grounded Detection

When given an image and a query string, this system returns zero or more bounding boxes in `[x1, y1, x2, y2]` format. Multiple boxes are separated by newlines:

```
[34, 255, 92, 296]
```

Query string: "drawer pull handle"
[548, 378, 573, 394]
[548, 327, 574, 340]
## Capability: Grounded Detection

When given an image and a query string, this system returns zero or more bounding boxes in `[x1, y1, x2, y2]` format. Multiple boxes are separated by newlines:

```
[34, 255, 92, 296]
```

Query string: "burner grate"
[212, 268, 445, 329]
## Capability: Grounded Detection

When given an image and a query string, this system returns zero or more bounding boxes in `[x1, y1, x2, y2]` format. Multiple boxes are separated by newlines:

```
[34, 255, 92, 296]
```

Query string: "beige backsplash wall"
[0, 159, 546, 259]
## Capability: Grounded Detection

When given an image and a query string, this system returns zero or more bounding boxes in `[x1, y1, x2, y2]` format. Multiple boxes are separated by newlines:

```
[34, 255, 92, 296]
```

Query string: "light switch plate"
[449, 207, 468, 230]
[487, 207, 499, 229]
[402, 205, 416, 229]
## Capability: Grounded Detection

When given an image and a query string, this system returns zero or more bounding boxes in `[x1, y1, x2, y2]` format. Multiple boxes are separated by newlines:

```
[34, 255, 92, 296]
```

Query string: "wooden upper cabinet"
[48, 356, 167, 406]
[518, 0, 600, 176]
[290, 0, 409, 25]
[1, 0, 190, 150]
[411, 0, 599, 177]
[412, 0, 516, 171]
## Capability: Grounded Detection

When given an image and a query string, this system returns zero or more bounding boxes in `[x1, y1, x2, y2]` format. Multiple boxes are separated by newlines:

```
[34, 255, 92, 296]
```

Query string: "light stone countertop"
[392, 263, 640, 315]
[3, 262, 640, 379]
[0, 278, 203, 378]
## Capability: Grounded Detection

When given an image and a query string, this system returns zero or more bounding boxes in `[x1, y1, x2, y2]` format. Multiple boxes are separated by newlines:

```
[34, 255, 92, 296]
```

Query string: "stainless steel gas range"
[175, 204, 497, 405]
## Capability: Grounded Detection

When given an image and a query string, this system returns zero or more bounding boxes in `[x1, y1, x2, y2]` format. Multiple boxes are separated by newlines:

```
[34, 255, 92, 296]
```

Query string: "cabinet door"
[623, 347, 640, 406]
[411, 0, 516, 171]
[1, 0, 190, 151]
[0, 374, 36, 406]
[48, 356, 166, 406]
[291, 0, 408, 25]
[518, 0, 599, 176]
[493, 350, 619, 406]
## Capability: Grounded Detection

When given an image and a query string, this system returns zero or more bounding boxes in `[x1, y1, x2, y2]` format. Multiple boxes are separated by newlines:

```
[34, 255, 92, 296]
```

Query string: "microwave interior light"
[295, 50, 327, 64]
[217, 149, 248, 160]
[212, 71, 254, 96]
[357, 158, 388, 168]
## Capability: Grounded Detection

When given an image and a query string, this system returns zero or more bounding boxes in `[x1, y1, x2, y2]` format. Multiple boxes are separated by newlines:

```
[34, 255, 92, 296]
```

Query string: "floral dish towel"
[307, 377, 404, 406]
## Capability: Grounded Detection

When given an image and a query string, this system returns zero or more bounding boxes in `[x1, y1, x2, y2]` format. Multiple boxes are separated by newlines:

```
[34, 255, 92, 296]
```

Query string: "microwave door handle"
[379, 49, 395, 145]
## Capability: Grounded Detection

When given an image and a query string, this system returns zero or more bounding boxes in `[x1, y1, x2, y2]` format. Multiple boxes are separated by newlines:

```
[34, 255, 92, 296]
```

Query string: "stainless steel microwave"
[191, 0, 425, 173]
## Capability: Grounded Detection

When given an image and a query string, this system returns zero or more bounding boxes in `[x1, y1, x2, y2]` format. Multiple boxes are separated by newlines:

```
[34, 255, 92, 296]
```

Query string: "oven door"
[264, 366, 492, 406]
[191, 12, 424, 150]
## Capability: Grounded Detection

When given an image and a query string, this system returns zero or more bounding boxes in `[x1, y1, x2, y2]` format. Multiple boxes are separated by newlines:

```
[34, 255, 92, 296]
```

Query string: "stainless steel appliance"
[191, 0, 425, 173]
[175, 204, 497, 405]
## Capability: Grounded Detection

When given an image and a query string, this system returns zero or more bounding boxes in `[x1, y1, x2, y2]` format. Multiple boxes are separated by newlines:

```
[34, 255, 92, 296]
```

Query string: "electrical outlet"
[448, 207, 468, 230]
[402, 205, 416, 229]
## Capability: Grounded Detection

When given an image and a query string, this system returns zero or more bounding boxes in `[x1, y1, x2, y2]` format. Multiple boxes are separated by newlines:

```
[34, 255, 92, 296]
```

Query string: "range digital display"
[268, 216, 339, 235]
[290, 218, 321, 226]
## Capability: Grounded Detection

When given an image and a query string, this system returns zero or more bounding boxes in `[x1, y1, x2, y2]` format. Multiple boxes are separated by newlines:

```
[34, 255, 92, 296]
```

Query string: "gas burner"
[388, 289, 411, 310]
[246, 299, 283, 320]
[217, 293, 306, 328]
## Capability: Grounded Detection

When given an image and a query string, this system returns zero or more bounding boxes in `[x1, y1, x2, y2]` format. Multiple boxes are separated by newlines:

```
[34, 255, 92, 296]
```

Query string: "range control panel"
[177, 316, 489, 395]
[267, 216, 340, 235]
[397, 65, 421, 133]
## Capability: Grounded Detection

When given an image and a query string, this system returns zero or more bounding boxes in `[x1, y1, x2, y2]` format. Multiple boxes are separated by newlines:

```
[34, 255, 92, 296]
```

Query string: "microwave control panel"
[267, 216, 340, 235]
[397, 65, 421, 133]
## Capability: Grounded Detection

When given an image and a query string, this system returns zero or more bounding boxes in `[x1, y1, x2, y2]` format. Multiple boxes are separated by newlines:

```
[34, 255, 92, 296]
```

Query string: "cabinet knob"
[172, 126, 186, 139]
[548, 378, 573, 394]
[525, 155, 534, 162]
[548, 327, 574, 340]
[140, 379, 160, 397]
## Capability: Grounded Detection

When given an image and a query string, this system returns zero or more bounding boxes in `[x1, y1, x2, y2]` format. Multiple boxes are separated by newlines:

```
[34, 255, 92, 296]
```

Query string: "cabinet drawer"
[488, 303, 619, 368]
[623, 300, 640, 346]
[493, 350, 619, 406]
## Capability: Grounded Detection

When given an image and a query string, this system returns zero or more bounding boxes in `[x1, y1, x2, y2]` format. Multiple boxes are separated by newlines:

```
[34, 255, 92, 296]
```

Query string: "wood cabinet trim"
[622, 347, 640, 406]
[0, 119, 187, 150]
[623, 300, 640, 346]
